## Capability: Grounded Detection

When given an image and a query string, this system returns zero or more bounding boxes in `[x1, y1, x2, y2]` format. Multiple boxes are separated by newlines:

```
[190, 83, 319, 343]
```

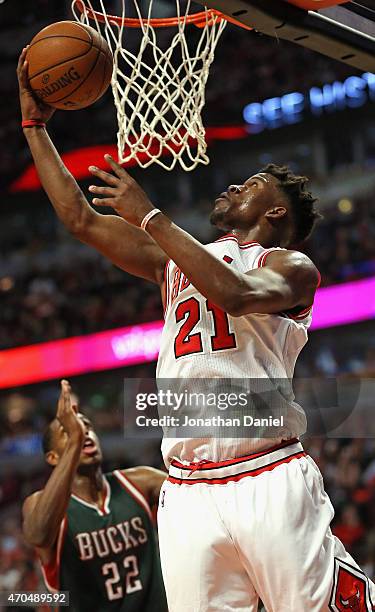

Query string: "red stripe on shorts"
[170, 438, 299, 471]
[168, 451, 306, 485]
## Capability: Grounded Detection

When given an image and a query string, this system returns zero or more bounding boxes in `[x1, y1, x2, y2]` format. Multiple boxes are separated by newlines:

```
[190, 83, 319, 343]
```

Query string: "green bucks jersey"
[41, 470, 167, 612]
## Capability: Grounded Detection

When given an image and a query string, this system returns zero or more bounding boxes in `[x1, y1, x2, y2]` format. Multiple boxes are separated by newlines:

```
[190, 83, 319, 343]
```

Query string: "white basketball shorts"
[157, 439, 375, 611]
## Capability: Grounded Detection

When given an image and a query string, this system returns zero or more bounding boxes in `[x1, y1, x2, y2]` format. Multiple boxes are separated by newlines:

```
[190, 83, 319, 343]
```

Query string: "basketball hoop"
[72, 0, 249, 171]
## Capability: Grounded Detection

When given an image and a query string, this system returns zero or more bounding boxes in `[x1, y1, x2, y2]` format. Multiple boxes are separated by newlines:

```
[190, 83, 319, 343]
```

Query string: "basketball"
[26, 21, 113, 111]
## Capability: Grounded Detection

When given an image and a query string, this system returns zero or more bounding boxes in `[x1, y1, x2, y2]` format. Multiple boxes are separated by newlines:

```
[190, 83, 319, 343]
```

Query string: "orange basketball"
[26, 21, 113, 111]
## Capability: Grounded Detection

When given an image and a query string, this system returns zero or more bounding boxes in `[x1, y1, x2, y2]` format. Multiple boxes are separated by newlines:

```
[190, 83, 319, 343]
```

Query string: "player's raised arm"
[22, 381, 84, 562]
[17, 48, 167, 286]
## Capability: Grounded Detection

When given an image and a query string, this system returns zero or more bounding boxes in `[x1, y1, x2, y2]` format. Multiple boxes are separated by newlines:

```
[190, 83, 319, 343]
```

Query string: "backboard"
[195, 0, 375, 71]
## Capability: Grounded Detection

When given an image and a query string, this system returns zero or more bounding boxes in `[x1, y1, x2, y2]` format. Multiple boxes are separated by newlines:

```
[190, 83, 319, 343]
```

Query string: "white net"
[72, 0, 227, 171]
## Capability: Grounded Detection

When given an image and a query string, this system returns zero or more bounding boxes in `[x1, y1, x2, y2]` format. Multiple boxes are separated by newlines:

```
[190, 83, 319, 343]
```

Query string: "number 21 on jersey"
[174, 298, 237, 358]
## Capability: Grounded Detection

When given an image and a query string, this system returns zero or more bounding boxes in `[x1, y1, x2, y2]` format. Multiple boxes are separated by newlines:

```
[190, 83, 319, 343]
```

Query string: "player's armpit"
[122, 466, 167, 508]
[232, 250, 320, 317]
[75, 211, 168, 285]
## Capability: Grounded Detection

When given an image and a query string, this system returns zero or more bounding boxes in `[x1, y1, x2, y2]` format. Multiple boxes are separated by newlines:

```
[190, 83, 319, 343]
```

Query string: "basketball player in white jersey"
[18, 48, 375, 611]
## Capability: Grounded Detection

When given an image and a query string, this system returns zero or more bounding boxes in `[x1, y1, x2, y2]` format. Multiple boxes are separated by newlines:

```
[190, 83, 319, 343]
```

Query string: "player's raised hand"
[56, 380, 85, 444]
[88, 154, 155, 226]
[17, 47, 55, 124]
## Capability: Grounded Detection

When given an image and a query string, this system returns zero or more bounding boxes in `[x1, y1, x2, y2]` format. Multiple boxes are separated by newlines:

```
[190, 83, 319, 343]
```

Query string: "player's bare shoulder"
[122, 466, 167, 487]
[264, 249, 320, 289]
[121, 466, 167, 506]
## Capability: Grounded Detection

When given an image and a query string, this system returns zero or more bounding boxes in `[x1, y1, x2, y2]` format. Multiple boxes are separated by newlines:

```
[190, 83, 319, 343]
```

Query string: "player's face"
[48, 414, 103, 467]
[210, 172, 285, 231]
[77, 415, 103, 466]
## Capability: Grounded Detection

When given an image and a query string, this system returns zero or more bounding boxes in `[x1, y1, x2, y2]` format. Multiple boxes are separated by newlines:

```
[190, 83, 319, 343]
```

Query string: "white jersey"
[156, 234, 314, 466]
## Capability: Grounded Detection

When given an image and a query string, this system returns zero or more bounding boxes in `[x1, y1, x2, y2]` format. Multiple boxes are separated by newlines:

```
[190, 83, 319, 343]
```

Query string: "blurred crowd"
[0, 239, 161, 349]
[304, 192, 375, 286]
[306, 438, 375, 576]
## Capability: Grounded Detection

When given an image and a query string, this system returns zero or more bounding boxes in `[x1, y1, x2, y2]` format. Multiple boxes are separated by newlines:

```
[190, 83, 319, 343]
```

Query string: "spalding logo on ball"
[26, 21, 113, 110]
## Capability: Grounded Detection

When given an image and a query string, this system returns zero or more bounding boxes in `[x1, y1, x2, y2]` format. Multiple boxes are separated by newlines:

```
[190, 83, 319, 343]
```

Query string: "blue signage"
[0, 433, 42, 456]
[243, 72, 375, 133]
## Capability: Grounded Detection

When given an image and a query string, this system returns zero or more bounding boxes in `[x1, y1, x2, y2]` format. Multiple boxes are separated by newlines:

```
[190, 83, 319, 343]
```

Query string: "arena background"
[0, 1, 375, 609]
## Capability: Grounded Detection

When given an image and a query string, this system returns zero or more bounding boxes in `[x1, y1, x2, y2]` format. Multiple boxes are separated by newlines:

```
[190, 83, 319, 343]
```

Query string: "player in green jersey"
[22, 380, 168, 612]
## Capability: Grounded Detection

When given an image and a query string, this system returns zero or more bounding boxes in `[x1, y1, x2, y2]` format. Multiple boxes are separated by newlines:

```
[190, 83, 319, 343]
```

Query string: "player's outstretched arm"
[17, 48, 167, 285]
[89, 157, 320, 316]
[22, 381, 84, 563]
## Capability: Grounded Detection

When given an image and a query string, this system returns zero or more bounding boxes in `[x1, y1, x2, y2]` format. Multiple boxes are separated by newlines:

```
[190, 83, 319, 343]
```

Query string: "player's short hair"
[41, 420, 56, 454]
[260, 163, 322, 243]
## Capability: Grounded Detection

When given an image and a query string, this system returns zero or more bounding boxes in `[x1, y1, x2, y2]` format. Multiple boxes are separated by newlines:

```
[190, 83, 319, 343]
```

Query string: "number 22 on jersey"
[102, 555, 142, 601]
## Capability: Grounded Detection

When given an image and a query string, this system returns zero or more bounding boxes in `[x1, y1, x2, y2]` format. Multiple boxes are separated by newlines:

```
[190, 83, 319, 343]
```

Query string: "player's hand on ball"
[88, 155, 155, 226]
[56, 380, 85, 445]
[17, 47, 55, 124]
